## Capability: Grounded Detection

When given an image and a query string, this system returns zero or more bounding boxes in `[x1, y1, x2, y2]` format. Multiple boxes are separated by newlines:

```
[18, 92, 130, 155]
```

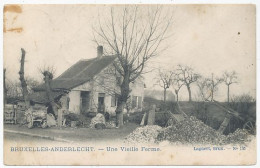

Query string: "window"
[98, 93, 105, 113]
[111, 94, 117, 107]
[132, 96, 137, 108]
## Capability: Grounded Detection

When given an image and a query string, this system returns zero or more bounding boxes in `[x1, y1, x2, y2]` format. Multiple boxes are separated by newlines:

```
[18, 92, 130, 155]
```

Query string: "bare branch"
[92, 5, 173, 126]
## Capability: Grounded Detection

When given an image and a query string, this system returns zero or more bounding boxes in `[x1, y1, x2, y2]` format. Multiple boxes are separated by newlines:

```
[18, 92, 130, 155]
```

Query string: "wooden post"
[57, 109, 63, 127]
[140, 113, 147, 126]
[218, 113, 232, 133]
[147, 104, 156, 125]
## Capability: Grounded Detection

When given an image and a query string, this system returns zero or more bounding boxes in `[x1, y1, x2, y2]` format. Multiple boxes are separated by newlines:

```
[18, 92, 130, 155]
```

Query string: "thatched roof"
[29, 91, 66, 104]
[15, 91, 66, 104]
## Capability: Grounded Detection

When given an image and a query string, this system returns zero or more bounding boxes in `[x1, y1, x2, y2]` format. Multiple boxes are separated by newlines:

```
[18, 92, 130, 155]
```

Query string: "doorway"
[98, 93, 105, 113]
[80, 91, 90, 114]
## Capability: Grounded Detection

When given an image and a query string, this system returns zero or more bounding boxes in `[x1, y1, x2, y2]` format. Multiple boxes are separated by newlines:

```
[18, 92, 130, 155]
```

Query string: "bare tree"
[38, 65, 56, 79]
[19, 48, 30, 108]
[25, 77, 41, 94]
[93, 6, 173, 127]
[39, 66, 59, 115]
[222, 71, 238, 102]
[6, 80, 21, 98]
[42, 70, 60, 117]
[176, 64, 200, 102]
[155, 69, 173, 103]
[6, 78, 40, 99]
[197, 77, 211, 101]
[206, 73, 223, 101]
[172, 72, 184, 102]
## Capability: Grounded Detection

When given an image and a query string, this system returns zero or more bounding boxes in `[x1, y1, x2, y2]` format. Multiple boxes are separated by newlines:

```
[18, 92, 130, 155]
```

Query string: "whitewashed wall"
[68, 91, 80, 114]
[67, 63, 144, 114]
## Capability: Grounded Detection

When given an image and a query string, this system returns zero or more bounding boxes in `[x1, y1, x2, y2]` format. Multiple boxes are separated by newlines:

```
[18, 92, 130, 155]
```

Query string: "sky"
[3, 4, 256, 101]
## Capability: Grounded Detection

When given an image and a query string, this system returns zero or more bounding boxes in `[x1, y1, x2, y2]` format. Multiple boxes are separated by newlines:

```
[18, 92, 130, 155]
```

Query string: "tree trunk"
[227, 84, 230, 103]
[116, 101, 125, 127]
[19, 48, 30, 108]
[175, 89, 179, 102]
[4, 68, 7, 106]
[115, 74, 130, 128]
[211, 89, 214, 102]
[187, 85, 192, 102]
[43, 71, 59, 117]
[163, 88, 167, 103]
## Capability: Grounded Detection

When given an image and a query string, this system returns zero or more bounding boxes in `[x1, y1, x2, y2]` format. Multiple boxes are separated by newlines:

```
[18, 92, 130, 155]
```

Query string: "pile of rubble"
[90, 113, 106, 128]
[90, 113, 116, 129]
[124, 125, 163, 144]
[125, 115, 252, 145]
[157, 116, 251, 145]
[157, 116, 226, 145]
[223, 128, 251, 145]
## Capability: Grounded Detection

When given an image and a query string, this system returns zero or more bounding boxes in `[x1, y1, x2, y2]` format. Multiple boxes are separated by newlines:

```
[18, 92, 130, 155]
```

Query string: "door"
[80, 91, 90, 114]
[98, 93, 105, 113]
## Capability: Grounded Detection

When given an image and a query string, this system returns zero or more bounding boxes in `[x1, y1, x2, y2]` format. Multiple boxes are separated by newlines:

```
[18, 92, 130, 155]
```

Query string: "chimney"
[97, 46, 103, 58]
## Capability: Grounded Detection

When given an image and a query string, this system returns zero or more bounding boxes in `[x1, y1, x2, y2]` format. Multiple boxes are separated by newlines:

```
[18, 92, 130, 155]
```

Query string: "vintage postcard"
[3, 3, 256, 166]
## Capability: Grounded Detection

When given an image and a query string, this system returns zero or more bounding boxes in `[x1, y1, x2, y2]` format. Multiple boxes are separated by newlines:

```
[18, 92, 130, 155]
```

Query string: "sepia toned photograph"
[2, 3, 257, 166]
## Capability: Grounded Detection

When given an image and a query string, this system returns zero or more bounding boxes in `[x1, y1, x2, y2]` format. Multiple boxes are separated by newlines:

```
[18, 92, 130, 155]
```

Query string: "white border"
[0, 0, 259, 168]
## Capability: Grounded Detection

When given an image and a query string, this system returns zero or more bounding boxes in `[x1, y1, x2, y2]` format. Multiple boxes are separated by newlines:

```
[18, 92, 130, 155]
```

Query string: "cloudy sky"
[3, 4, 256, 101]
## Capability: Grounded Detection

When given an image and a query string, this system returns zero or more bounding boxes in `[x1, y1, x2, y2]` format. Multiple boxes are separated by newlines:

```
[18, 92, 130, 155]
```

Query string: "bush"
[64, 113, 91, 127]
[64, 113, 80, 121]
[155, 112, 171, 127]
[143, 97, 178, 113]
[229, 94, 256, 118]
[128, 111, 145, 124]
[227, 94, 256, 134]
[87, 112, 97, 118]
[158, 101, 178, 113]
[128, 109, 172, 127]
[95, 123, 106, 129]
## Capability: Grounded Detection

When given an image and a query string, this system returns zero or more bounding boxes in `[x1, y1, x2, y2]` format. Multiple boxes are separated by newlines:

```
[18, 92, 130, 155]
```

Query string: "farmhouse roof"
[30, 91, 66, 104]
[16, 91, 66, 104]
[34, 55, 117, 91]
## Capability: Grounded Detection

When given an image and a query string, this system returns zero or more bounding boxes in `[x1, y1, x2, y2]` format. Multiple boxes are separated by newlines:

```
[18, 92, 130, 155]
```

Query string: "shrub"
[95, 123, 106, 129]
[87, 112, 97, 118]
[155, 112, 171, 127]
[128, 111, 145, 124]
[64, 113, 91, 127]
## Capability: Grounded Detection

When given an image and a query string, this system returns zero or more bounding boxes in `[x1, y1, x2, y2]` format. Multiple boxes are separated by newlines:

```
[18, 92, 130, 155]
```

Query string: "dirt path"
[4, 123, 139, 143]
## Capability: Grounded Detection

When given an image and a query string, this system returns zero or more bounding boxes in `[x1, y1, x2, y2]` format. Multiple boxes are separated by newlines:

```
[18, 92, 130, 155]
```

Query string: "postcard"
[3, 4, 256, 165]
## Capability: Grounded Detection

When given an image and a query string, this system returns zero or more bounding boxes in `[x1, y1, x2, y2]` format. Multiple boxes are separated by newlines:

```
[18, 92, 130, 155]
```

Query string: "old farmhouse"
[32, 46, 144, 115]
